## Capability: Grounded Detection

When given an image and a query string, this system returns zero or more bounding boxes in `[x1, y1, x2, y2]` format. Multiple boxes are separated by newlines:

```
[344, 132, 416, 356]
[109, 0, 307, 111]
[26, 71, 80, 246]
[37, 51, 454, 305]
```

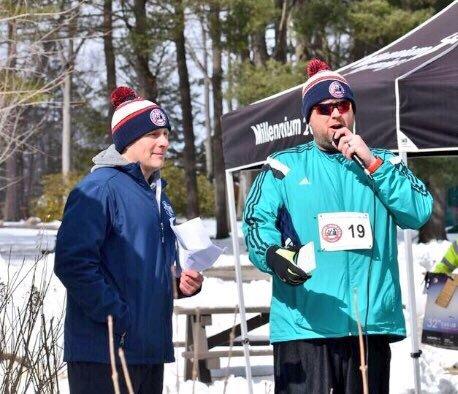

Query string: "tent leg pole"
[226, 170, 253, 394]
[400, 152, 422, 394]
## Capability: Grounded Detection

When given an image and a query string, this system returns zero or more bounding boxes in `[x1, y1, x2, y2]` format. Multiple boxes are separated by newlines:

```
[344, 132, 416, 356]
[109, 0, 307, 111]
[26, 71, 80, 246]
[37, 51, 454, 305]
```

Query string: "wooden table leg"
[183, 315, 193, 381]
[191, 313, 212, 383]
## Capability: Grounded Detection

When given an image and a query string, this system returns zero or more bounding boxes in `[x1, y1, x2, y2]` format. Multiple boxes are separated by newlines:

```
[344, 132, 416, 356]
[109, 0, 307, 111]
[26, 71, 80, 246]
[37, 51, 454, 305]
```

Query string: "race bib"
[317, 212, 373, 251]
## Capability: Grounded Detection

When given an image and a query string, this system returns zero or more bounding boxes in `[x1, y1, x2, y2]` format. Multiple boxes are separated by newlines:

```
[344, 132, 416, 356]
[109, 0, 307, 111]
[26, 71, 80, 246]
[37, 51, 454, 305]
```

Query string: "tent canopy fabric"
[221, 1, 458, 170]
[398, 44, 458, 150]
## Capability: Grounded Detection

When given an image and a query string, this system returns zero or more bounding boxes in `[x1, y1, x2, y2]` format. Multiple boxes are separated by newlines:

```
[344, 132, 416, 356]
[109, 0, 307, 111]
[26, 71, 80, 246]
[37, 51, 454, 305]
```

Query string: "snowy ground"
[0, 220, 457, 393]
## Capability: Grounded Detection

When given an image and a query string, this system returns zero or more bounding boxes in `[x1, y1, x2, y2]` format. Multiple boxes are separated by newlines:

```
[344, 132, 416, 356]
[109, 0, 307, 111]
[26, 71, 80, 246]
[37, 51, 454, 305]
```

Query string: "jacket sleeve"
[433, 240, 458, 274]
[371, 152, 433, 230]
[242, 160, 286, 274]
[54, 181, 130, 335]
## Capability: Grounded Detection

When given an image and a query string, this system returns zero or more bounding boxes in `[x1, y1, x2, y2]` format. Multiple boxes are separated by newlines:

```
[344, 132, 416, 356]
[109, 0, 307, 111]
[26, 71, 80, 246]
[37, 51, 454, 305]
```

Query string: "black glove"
[266, 245, 311, 286]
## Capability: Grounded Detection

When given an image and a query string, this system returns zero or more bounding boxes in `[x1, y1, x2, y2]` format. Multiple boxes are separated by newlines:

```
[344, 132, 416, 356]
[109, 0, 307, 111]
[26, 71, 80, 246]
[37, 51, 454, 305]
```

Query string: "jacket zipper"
[157, 190, 167, 360]
[120, 332, 126, 348]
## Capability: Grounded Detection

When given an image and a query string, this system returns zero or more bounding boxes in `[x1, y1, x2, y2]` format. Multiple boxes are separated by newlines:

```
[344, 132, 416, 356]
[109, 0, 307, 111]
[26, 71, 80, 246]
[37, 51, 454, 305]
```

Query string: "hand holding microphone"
[331, 127, 377, 176]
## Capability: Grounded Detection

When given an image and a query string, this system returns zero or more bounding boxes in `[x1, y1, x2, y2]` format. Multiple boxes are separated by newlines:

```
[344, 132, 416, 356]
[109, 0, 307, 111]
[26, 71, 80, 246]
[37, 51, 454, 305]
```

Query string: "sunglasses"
[314, 101, 351, 116]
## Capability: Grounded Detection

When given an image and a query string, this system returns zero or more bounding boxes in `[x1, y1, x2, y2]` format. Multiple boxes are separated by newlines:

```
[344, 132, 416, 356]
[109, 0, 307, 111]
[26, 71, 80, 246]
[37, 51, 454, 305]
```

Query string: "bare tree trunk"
[62, 7, 77, 175]
[227, 54, 233, 112]
[24, 150, 35, 217]
[133, 0, 158, 101]
[174, 0, 199, 219]
[103, 0, 117, 136]
[238, 33, 250, 63]
[4, 152, 21, 220]
[200, 16, 213, 179]
[209, 3, 228, 238]
[251, 30, 269, 67]
[17, 151, 25, 218]
[273, 0, 289, 63]
[419, 180, 447, 243]
[3, 19, 21, 221]
[62, 63, 71, 175]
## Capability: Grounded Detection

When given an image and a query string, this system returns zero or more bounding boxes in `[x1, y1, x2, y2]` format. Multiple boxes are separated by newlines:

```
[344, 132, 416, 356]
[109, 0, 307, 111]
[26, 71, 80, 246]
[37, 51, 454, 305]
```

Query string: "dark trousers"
[273, 335, 391, 394]
[67, 362, 164, 394]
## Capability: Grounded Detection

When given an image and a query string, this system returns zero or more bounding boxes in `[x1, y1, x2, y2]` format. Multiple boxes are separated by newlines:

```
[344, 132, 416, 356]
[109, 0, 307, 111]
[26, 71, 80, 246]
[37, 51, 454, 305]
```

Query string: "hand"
[332, 127, 376, 168]
[179, 269, 204, 296]
[266, 246, 311, 286]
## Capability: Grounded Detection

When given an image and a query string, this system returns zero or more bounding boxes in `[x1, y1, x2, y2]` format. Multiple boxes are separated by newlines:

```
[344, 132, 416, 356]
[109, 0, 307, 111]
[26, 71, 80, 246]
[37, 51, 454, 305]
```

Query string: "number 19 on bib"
[317, 212, 373, 251]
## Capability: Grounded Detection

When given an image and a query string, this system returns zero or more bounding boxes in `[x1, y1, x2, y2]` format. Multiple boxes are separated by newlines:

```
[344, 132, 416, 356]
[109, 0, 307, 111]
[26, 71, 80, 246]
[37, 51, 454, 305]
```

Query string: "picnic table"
[203, 265, 269, 281]
[174, 305, 271, 383]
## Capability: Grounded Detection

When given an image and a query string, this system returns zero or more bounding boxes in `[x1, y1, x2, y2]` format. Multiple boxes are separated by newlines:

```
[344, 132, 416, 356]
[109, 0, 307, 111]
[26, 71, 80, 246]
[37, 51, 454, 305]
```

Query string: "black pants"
[273, 335, 391, 394]
[67, 362, 164, 394]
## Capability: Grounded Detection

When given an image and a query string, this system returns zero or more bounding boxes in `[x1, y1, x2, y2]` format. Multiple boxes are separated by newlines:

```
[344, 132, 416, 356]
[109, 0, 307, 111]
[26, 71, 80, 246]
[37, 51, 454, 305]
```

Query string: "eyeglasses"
[314, 101, 351, 116]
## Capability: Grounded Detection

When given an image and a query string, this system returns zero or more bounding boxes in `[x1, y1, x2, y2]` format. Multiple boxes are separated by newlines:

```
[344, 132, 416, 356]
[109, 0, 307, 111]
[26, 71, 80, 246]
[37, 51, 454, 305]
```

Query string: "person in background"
[433, 240, 458, 274]
[54, 86, 203, 394]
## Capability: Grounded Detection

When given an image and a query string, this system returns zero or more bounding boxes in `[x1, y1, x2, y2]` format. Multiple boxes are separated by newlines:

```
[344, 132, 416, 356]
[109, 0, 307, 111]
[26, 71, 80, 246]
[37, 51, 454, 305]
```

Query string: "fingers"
[345, 145, 358, 161]
[337, 135, 352, 153]
[181, 273, 202, 288]
[180, 270, 204, 295]
[341, 135, 375, 165]
[179, 281, 194, 296]
[183, 269, 203, 280]
[332, 127, 352, 147]
[286, 263, 309, 280]
[335, 135, 355, 160]
[185, 270, 204, 286]
[335, 133, 363, 160]
[342, 139, 357, 160]
[285, 266, 310, 285]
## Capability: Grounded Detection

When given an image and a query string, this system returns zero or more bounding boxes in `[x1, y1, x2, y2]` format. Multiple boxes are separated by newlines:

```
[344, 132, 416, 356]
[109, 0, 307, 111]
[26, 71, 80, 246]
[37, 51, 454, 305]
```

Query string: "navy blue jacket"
[54, 161, 177, 364]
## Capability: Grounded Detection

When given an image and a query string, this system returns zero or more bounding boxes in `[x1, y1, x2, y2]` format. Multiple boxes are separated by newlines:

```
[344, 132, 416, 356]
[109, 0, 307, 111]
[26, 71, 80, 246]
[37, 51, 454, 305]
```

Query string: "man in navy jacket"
[54, 86, 203, 394]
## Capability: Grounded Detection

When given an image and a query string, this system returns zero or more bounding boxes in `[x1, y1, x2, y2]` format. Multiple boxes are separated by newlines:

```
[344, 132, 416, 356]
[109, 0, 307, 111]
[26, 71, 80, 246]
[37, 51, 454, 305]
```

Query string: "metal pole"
[395, 77, 422, 393]
[225, 170, 253, 394]
[400, 151, 422, 394]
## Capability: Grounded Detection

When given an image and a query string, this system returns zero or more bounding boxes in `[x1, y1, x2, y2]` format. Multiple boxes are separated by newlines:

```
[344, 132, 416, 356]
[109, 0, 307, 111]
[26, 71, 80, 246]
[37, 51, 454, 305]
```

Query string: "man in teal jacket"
[243, 59, 433, 394]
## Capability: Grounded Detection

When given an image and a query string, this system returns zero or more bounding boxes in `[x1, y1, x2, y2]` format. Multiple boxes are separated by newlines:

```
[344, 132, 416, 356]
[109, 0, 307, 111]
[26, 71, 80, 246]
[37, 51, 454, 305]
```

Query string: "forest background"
[0, 0, 456, 241]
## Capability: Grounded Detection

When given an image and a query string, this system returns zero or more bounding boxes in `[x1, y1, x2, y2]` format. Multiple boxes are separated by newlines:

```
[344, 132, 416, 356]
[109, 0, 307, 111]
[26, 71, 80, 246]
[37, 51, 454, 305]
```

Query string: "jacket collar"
[91, 144, 163, 187]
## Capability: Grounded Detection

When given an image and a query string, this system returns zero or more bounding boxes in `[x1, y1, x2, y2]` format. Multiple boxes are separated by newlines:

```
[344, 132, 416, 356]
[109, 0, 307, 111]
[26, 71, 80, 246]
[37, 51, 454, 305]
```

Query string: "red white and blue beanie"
[301, 59, 355, 122]
[110, 86, 171, 153]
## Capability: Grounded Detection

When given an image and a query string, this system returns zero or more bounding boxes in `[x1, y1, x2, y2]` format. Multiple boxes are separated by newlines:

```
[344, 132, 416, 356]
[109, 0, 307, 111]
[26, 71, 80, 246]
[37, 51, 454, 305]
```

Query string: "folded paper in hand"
[296, 241, 316, 274]
[170, 217, 225, 271]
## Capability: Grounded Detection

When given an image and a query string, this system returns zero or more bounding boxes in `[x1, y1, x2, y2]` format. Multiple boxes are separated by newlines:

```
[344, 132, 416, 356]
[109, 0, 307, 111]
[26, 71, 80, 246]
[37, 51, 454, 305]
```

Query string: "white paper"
[171, 217, 212, 250]
[296, 241, 316, 274]
[170, 217, 225, 271]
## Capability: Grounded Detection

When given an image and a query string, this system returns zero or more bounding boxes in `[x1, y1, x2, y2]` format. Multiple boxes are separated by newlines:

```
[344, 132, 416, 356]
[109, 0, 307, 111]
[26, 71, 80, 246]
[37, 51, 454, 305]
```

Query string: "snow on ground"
[0, 225, 57, 264]
[0, 221, 457, 393]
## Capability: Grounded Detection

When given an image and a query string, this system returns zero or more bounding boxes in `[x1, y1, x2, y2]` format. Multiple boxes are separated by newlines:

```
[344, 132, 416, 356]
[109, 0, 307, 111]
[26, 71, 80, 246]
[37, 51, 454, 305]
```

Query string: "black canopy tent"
[397, 44, 458, 151]
[220, 2, 458, 393]
[222, 2, 458, 169]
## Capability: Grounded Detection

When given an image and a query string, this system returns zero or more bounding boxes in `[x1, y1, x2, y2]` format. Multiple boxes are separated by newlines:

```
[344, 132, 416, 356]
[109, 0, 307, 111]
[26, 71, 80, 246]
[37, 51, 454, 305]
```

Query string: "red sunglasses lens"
[315, 101, 351, 115]
[337, 101, 351, 113]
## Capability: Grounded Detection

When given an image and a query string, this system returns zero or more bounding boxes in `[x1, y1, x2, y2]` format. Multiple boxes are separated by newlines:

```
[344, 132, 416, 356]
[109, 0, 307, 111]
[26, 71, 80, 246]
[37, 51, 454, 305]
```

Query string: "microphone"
[333, 133, 371, 177]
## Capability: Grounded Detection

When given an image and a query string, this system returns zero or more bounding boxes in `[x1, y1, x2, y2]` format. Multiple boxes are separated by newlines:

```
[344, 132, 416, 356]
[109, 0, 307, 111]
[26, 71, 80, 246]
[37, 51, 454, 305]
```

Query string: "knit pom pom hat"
[301, 59, 355, 122]
[110, 86, 171, 153]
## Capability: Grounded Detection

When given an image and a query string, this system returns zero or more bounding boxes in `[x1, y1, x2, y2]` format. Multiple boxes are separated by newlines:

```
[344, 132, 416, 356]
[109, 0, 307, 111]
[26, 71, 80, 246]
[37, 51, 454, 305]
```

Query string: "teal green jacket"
[242, 141, 433, 343]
